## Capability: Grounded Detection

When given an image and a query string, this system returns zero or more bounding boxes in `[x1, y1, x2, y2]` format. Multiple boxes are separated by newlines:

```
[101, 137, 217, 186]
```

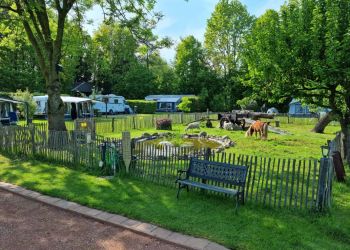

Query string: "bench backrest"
[187, 158, 248, 187]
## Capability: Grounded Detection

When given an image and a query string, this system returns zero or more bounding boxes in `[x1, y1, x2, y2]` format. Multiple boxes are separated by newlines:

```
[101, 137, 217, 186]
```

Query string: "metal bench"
[175, 158, 248, 209]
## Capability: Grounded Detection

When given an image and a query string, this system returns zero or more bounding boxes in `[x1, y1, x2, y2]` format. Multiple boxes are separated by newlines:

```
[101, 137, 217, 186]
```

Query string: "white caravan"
[93, 94, 133, 114]
[33, 95, 95, 119]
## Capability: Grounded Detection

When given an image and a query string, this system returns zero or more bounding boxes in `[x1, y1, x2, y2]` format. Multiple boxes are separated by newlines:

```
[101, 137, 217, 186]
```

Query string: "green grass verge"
[0, 155, 349, 250]
[103, 123, 339, 159]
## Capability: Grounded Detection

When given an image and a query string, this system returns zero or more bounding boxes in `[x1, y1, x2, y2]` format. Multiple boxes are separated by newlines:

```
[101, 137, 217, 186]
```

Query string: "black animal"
[218, 113, 245, 130]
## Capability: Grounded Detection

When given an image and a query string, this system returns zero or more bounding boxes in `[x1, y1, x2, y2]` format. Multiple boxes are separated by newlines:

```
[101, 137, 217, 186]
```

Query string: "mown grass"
[0, 155, 349, 250]
[103, 122, 339, 159]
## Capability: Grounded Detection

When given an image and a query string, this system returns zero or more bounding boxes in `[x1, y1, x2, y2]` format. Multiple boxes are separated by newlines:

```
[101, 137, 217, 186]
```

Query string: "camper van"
[93, 94, 133, 115]
[33, 95, 94, 119]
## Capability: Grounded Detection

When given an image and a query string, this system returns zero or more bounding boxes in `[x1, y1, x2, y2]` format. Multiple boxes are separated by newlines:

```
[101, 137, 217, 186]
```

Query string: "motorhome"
[93, 94, 133, 114]
[33, 95, 95, 119]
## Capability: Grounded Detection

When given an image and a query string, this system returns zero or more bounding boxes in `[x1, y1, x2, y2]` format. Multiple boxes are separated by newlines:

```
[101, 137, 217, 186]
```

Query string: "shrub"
[178, 97, 206, 113]
[127, 100, 156, 114]
[10, 89, 37, 119]
[156, 118, 172, 130]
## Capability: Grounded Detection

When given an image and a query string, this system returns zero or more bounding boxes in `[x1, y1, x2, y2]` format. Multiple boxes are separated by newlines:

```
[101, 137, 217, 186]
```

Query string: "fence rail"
[131, 142, 333, 210]
[0, 123, 335, 211]
[0, 125, 122, 175]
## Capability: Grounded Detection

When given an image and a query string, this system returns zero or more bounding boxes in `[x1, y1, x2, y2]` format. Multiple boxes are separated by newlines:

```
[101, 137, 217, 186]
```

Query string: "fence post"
[122, 131, 132, 173]
[180, 112, 184, 124]
[30, 124, 36, 156]
[132, 116, 136, 129]
[112, 118, 115, 132]
[316, 157, 332, 211]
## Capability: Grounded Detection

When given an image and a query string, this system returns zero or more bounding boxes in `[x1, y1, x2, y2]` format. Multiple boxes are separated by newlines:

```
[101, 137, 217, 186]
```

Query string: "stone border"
[0, 181, 228, 250]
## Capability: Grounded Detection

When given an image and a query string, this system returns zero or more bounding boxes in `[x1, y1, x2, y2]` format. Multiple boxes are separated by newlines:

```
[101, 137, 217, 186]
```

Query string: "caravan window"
[114, 98, 121, 104]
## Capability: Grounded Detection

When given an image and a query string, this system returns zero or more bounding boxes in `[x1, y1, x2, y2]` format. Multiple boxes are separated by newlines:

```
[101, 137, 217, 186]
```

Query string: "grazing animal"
[245, 120, 269, 139]
[223, 121, 234, 131]
[185, 122, 200, 131]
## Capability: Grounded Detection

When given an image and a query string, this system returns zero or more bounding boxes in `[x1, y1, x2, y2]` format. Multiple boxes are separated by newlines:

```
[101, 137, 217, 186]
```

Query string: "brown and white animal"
[185, 122, 200, 131]
[245, 120, 269, 139]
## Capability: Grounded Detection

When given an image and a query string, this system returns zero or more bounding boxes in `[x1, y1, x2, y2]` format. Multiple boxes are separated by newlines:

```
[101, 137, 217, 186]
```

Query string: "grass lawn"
[103, 122, 339, 159]
[0, 155, 349, 250]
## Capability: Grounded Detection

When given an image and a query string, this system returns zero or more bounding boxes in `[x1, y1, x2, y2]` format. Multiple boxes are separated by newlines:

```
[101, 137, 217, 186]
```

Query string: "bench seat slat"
[177, 179, 238, 196]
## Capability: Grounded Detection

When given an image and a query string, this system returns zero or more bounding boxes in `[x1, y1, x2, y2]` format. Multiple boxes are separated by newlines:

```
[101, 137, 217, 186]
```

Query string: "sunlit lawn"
[8, 119, 349, 249]
[103, 122, 339, 159]
[0, 154, 349, 250]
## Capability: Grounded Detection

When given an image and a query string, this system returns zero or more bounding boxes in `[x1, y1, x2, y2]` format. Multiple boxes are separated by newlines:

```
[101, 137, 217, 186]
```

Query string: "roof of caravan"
[94, 94, 125, 99]
[33, 95, 93, 103]
[0, 97, 24, 104]
[157, 97, 182, 103]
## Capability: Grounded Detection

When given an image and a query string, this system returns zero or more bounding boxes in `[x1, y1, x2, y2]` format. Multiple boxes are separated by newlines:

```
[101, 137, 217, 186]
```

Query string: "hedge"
[127, 100, 157, 114]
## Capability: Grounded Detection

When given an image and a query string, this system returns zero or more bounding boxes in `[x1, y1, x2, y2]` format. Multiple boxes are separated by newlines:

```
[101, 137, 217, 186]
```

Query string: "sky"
[86, 0, 286, 62]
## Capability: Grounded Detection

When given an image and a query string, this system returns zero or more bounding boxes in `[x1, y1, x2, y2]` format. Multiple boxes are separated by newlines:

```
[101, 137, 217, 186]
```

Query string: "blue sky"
[86, 0, 286, 62]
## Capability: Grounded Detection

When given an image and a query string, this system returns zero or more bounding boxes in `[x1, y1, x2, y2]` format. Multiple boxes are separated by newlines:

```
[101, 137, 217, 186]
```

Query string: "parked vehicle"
[33, 95, 95, 119]
[93, 94, 133, 115]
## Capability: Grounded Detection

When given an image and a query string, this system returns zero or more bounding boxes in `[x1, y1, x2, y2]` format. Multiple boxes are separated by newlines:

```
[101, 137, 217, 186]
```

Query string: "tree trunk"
[47, 70, 66, 131]
[311, 112, 332, 133]
[340, 119, 350, 165]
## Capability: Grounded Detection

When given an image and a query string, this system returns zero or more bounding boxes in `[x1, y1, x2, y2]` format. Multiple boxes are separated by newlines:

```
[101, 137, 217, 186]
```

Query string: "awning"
[0, 97, 24, 104]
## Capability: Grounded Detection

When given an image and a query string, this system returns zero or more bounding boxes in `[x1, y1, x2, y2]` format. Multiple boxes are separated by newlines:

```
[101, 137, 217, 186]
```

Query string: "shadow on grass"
[1, 155, 350, 250]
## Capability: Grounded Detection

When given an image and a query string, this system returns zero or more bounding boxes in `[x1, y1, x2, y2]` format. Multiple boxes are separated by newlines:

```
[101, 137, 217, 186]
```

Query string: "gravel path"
[0, 189, 186, 250]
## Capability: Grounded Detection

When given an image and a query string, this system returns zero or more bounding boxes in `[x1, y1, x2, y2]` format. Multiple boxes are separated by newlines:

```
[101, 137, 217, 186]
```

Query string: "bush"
[10, 89, 37, 119]
[127, 100, 156, 114]
[178, 97, 205, 113]
[156, 118, 172, 130]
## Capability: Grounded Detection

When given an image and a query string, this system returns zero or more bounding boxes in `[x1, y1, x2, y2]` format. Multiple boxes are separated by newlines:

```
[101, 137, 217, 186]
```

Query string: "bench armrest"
[175, 169, 187, 182]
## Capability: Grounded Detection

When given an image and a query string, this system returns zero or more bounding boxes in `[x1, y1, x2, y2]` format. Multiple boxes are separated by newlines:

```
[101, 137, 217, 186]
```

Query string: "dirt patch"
[0, 189, 186, 250]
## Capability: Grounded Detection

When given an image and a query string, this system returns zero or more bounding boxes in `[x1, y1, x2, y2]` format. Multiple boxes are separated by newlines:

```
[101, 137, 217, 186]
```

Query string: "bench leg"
[235, 194, 239, 212]
[177, 183, 182, 199]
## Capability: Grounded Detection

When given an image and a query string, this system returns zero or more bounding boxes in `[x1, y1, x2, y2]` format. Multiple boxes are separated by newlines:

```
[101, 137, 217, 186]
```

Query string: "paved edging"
[0, 181, 228, 250]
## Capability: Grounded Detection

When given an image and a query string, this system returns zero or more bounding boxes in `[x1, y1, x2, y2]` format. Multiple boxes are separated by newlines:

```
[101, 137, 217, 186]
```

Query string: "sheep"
[223, 121, 234, 131]
[185, 122, 200, 131]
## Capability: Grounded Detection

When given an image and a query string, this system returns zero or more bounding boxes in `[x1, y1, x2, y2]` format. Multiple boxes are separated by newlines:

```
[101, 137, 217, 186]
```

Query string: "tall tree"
[245, 0, 350, 162]
[0, 21, 44, 92]
[204, 0, 254, 109]
[0, 0, 160, 130]
[175, 36, 207, 94]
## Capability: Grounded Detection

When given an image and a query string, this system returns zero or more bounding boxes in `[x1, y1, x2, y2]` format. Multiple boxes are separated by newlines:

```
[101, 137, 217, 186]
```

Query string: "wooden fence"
[131, 142, 334, 211]
[0, 124, 122, 175]
[0, 124, 335, 211]
[30, 112, 217, 135]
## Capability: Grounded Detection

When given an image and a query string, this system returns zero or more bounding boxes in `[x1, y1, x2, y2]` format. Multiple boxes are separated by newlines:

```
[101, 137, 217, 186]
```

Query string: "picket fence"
[0, 124, 122, 175]
[131, 142, 334, 211]
[0, 124, 335, 211]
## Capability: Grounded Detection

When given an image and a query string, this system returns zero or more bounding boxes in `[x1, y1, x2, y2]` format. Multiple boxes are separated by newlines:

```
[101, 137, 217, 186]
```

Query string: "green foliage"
[204, 0, 254, 110]
[156, 118, 172, 130]
[177, 97, 192, 112]
[127, 100, 156, 114]
[10, 89, 37, 119]
[178, 97, 206, 113]
[0, 22, 44, 92]
[175, 36, 207, 94]
[244, 0, 350, 132]
[237, 97, 259, 111]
